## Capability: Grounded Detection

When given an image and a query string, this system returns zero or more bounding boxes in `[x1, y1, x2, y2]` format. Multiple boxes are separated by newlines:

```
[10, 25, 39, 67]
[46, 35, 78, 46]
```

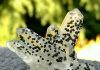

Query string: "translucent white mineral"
[7, 8, 95, 70]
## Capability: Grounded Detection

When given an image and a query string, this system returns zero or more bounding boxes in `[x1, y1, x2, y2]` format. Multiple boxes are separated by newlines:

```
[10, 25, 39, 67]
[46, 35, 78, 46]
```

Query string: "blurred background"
[0, 0, 100, 61]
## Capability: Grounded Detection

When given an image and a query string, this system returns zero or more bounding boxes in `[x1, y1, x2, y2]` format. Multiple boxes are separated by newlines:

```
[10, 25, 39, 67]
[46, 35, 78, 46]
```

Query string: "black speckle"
[46, 60, 49, 62]
[41, 58, 44, 60]
[48, 62, 52, 66]
[70, 63, 73, 67]
[35, 54, 37, 56]
[37, 60, 40, 62]
[29, 46, 31, 48]
[31, 41, 34, 43]
[47, 53, 50, 56]
[36, 40, 39, 43]
[43, 49, 47, 53]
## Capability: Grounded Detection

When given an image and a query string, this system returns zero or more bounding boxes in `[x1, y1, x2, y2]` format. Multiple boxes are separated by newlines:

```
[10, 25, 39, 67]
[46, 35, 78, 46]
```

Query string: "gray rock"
[79, 59, 100, 70]
[0, 47, 30, 70]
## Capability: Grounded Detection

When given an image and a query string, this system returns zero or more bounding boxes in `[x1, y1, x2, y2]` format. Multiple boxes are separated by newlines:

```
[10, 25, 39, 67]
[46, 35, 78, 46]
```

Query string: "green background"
[0, 0, 100, 46]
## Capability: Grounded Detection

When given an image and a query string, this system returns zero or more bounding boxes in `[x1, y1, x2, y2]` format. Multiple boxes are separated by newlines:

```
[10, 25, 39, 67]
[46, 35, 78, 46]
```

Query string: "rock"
[0, 47, 30, 70]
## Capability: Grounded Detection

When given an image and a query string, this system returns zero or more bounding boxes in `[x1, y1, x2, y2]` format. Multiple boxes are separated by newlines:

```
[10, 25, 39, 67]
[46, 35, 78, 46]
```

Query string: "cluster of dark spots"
[19, 35, 25, 42]
[63, 34, 67, 38]
[52, 52, 60, 58]
[75, 31, 79, 35]
[37, 56, 45, 62]
[70, 29, 75, 33]
[76, 26, 80, 30]
[56, 57, 63, 62]
[17, 47, 22, 50]
[53, 44, 57, 50]
[20, 46, 25, 48]
[55, 30, 58, 34]
[55, 40, 63, 44]
[74, 35, 78, 39]
[60, 48, 66, 53]
[69, 51, 76, 60]
[84, 63, 90, 70]
[62, 33, 70, 38]
[32, 38, 35, 40]
[25, 50, 31, 55]
[65, 28, 69, 32]
[58, 46, 66, 53]
[70, 25, 74, 28]
[43, 48, 49, 53]
[27, 36, 31, 39]
[48, 40, 53, 44]
[48, 45, 52, 50]
[32, 46, 41, 53]
[65, 34, 72, 42]
[46, 37, 52, 41]
[71, 39, 76, 47]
